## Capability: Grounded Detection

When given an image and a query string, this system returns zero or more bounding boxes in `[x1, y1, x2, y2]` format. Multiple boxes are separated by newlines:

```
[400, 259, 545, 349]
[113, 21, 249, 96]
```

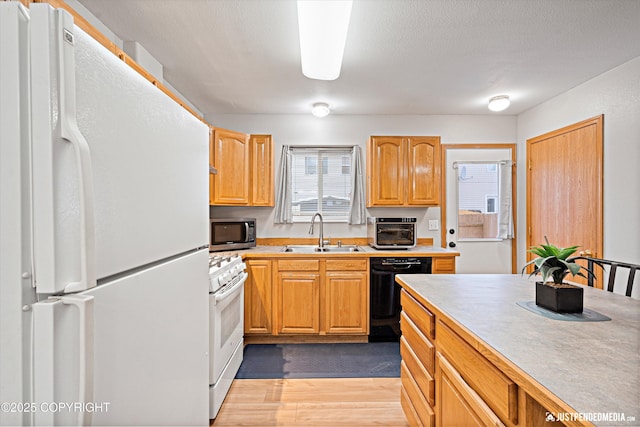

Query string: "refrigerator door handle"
[56, 9, 97, 293]
[62, 295, 95, 427]
[33, 295, 95, 427]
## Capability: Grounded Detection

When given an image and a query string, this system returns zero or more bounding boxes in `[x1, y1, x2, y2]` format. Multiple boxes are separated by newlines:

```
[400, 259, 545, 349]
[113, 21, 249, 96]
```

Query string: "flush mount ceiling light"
[488, 95, 511, 112]
[311, 102, 330, 118]
[297, 0, 353, 80]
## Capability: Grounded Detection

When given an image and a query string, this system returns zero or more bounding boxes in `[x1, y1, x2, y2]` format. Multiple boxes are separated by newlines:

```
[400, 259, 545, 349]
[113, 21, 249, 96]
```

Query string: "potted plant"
[522, 237, 594, 313]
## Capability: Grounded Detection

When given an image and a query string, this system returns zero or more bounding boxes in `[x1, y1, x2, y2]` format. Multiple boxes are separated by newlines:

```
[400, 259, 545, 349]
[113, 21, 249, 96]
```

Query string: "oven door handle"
[214, 272, 247, 304]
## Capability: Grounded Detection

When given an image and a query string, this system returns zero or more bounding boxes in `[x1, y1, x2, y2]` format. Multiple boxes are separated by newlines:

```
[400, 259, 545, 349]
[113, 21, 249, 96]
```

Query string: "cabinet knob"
[579, 249, 594, 257]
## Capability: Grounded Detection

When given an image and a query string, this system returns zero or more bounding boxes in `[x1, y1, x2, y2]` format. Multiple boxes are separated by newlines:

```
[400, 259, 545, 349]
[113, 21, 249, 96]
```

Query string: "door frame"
[440, 144, 518, 273]
[525, 115, 604, 284]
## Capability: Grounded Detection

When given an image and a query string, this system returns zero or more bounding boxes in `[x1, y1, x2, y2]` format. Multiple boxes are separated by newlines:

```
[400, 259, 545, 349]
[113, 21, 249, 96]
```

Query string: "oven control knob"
[219, 273, 231, 286]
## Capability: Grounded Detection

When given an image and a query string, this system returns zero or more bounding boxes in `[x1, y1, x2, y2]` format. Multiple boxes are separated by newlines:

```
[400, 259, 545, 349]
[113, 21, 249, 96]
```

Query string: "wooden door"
[244, 260, 272, 335]
[527, 116, 603, 286]
[250, 134, 274, 206]
[212, 127, 250, 205]
[407, 136, 441, 206]
[367, 136, 405, 206]
[276, 272, 320, 334]
[324, 271, 368, 334]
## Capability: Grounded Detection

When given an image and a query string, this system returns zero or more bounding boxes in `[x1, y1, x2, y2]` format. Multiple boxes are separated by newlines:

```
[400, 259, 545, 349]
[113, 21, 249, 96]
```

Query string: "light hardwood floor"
[211, 378, 409, 427]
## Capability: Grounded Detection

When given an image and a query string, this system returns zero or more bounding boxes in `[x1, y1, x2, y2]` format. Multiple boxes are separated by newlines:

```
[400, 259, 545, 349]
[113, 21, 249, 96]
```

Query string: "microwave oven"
[210, 218, 256, 251]
[367, 217, 416, 249]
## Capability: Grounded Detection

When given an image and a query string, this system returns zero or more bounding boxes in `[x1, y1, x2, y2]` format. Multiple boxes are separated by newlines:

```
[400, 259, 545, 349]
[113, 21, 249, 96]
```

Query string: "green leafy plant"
[522, 237, 593, 285]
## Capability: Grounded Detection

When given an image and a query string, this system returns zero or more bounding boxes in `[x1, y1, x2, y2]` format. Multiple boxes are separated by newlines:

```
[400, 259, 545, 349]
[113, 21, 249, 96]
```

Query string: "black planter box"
[535, 281, 584, 313]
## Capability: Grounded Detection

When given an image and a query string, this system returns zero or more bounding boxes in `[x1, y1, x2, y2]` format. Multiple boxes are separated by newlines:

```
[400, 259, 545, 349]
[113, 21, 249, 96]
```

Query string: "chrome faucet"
[309, 213, 325, 249]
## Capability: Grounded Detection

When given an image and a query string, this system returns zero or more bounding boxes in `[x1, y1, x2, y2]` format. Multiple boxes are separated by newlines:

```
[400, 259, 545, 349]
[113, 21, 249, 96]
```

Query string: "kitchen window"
[275, 146, 366, 224]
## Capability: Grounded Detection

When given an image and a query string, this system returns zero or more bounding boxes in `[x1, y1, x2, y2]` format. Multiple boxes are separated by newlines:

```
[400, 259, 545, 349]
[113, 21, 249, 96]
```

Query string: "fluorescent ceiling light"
[311, 102, 330, 118]
[297, 0, 353, 80]
[488, 95, 510, 112]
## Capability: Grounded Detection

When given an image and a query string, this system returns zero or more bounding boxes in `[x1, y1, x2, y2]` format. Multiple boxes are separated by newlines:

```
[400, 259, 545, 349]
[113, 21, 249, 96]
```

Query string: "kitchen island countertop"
[396, 274, 640, 426]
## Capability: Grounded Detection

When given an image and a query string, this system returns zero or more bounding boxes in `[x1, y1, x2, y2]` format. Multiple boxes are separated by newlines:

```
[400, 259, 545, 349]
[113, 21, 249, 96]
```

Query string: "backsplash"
[210, 206, 443, 247]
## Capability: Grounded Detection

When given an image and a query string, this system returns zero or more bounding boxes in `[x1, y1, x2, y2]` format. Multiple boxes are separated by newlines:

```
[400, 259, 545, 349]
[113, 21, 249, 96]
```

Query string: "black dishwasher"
[369, 257, 432, 342]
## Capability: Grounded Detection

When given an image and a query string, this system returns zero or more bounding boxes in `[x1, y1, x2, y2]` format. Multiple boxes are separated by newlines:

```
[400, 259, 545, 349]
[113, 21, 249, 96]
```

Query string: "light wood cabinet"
[324, 259, 369, 335]
[265, 258, 370, 337]
[437, 353, 504, 427]
[244, 259, 273, 335]
[250, 134, 274, 206]
[400, 287, 569, 427]
[276, 259, 320, 334]
[367, 136, 441, 207]
[210, 128, 274, 206]
[432, 256, 456, 274]
[211, 127, 250, 205]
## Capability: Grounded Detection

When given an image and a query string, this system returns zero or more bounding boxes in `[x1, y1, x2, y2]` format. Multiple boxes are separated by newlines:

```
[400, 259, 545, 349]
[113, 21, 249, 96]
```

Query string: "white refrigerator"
[0, 3, 210, 426]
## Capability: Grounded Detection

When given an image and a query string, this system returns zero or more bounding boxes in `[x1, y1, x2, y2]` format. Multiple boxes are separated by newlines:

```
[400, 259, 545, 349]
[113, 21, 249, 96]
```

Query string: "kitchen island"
[396, 274, 639, 427]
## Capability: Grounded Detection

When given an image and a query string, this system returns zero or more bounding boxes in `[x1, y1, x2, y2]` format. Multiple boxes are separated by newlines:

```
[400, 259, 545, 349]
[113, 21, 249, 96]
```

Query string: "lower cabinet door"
[276, 272, 320, 334]
[324, 271, 368, 334]
[437, 353, 506, 427]
[244, 260, 273, 334]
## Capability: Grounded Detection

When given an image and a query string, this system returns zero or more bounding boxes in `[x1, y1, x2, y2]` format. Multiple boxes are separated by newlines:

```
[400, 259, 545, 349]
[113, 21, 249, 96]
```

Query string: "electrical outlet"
[428, 219, 439, 231]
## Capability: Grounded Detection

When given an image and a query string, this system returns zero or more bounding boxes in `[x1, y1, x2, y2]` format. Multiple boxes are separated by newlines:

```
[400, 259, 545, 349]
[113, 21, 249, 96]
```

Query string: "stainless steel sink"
[282, 245, 362, 253]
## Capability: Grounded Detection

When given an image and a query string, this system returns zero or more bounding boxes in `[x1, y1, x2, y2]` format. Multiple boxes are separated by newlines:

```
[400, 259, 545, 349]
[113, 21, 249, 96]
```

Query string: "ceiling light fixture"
[297, 0, 353, 81]
[488, 95, 511, 112]
[311, 102, 330, 118]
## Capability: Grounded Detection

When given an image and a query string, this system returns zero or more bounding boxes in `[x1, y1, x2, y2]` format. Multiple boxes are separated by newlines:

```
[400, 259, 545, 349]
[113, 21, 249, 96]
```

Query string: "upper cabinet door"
[406, 136, 440, 205]
[212, 127, 250, 205]
[368, 136, 405, 206]
[250, 134, 274, 206]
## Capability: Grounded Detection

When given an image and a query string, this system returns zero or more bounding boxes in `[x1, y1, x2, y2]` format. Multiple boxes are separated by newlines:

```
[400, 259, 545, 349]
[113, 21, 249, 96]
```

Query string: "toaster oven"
[367, 217, 416, 249]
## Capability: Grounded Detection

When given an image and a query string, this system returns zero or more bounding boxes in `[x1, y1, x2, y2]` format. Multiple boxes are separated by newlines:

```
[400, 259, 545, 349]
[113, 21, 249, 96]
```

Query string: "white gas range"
[208, 254, 247, 419]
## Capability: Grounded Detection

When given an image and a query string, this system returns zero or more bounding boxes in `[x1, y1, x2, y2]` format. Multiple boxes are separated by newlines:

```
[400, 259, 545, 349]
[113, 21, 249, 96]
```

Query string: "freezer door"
[32, 250, 210, 426]
[30, 5, 209, 294]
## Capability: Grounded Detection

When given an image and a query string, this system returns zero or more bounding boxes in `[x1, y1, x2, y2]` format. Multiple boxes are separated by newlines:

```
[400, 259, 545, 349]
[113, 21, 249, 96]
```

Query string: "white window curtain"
[498, 161, 514, 239]
[274, 146, 366, 224]
[274, 145, 293, 223]
[348, 146, 366, 224]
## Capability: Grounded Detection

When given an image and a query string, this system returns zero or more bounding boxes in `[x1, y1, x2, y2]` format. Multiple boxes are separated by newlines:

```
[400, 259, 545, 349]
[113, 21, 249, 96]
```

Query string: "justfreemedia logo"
[546, 411, 635, 423]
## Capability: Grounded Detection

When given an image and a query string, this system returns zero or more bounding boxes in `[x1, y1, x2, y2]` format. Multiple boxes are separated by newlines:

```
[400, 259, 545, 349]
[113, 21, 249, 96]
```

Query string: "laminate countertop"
[396, 274, 640, 426]
[216, 245, 459, 258]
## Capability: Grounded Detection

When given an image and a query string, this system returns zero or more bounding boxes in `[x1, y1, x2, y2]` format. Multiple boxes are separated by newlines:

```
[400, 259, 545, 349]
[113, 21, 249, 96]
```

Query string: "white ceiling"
[76, 0, 640, 117]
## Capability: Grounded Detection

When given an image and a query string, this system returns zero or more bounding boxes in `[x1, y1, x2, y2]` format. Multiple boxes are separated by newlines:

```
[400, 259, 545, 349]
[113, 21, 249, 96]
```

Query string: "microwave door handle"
[244, 222, 250, 242]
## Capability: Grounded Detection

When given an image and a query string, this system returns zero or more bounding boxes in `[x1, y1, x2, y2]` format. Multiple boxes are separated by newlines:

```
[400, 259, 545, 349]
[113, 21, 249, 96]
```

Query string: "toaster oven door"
[375, 224, 415, 247]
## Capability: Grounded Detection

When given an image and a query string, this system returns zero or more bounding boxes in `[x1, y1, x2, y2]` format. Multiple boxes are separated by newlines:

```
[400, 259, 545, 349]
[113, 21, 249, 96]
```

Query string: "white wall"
[516, 56, 640, 267]
[208, 114, 516, 246]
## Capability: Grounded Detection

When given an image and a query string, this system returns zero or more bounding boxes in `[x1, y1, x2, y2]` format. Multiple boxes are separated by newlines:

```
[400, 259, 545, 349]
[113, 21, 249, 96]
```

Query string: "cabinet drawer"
[437, 353, 506, 427]
[400, 336, 435, 407]
[325, 259, 367, 271]
[432, 257, 455, 274]
[278, 259, 319, 271]
[401, 361, 435, 427]
[437, 321, 518, 424]
[400, 312, 435, 375]
[401, 290, 435, 340]
[400, 385, 423, 427]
